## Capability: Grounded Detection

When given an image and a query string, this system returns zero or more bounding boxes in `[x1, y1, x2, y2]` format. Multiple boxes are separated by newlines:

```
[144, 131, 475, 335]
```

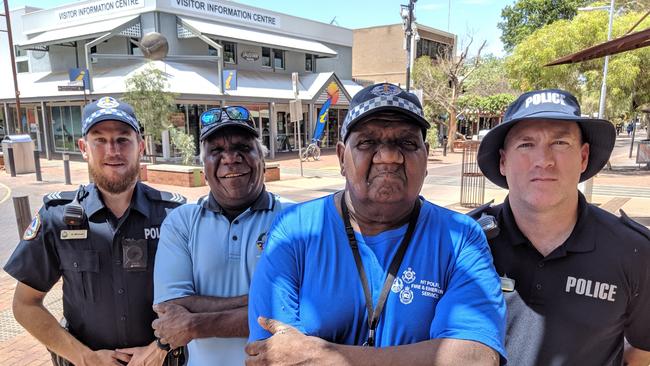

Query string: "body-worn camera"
[122, 238, 148, 270]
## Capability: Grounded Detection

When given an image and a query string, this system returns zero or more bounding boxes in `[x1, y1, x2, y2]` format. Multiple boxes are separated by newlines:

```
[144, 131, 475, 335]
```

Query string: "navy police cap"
[340, 83, 430, 141]
[82, 97, 140, 136]
[477, 89, 616, 189]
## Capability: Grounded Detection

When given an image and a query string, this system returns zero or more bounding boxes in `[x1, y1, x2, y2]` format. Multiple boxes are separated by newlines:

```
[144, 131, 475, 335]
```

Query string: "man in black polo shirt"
[473, 89, 650, 365]
[4, 97, 185, 366]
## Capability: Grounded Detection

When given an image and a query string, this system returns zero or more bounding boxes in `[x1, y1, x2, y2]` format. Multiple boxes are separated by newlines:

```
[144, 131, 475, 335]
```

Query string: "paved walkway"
[0, 132, 647, 365]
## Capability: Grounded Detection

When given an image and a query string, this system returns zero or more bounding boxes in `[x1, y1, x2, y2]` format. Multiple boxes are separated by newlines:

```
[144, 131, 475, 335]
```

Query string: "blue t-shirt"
[249, 194, 506, 361]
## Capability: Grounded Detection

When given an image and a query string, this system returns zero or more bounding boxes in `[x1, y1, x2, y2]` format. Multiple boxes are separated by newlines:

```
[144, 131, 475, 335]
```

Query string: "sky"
[5, 0, 514, 56]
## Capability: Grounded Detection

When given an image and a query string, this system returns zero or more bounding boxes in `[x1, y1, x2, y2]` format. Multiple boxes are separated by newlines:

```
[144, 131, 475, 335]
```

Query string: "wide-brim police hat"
[477, 89, 616, 189]
[340, 83, 430, 141]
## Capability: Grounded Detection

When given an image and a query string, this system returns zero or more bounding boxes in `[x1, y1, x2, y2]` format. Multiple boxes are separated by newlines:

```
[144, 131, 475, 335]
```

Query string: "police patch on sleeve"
[23, 213, 41, 240]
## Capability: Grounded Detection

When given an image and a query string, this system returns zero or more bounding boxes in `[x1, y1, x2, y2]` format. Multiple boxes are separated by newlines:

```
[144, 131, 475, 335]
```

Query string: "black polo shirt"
[4, 183, 184, 351]
[486, 193, 650, 366]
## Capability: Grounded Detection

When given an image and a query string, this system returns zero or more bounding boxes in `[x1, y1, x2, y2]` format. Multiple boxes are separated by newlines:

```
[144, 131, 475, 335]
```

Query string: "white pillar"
[269, 102, 276, 159]
[162, 129, 170, 160]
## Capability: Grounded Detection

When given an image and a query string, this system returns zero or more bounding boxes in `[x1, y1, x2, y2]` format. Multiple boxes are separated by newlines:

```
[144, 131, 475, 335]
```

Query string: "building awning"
[178, 16, 337, 57]
[18, 15, 140, 49]
[0, 59, 362, 103]
[546, 28, 650, 66]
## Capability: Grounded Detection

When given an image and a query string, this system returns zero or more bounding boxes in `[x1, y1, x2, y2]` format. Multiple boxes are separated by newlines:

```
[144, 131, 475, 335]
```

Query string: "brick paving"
[0, 132, 647, 365]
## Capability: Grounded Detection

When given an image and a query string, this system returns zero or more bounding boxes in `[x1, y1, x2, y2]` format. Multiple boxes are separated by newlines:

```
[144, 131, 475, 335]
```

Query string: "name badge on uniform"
[60, 229, 88, 240]
[500, 276, 515, 292]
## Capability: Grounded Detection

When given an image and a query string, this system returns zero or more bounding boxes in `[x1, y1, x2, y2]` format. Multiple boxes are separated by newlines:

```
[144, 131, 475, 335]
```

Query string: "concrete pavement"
[0, 131, 647, 365]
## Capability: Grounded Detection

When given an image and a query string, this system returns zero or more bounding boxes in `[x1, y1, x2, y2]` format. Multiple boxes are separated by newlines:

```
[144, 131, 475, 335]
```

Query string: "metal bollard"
[7, 146, 16, 177]
[442, 139, 448, 157]
[63, 154, 71, 185]
[13, 196, 31, 237]
[34, 150, 42, 182]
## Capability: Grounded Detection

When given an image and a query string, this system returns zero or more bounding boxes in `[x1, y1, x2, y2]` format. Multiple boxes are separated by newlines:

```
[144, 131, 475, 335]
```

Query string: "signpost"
[291, 72, 303, 176]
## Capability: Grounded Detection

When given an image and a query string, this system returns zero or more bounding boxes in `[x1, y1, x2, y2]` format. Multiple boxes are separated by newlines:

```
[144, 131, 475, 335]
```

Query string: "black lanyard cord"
[340, 192, 421, 347]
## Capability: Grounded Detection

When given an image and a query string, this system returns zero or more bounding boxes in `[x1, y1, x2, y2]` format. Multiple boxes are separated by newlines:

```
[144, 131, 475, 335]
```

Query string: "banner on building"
[223, 69, 237, 90]
[312, 82, 339, 142]
[68, 68, 90, 89]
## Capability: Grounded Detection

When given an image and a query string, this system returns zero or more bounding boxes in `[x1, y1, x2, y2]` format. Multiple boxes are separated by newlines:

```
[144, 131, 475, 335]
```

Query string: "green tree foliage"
[505, 9, 650, 118]
[412, 38, 486, 151]
[122, 63, 196, 163]
[464, 55, 516, 97]
[169, 127, 196, 165]
[498, 0, 590, 52]
[458, 94, 516, 115]
[122, 64, 176, 144]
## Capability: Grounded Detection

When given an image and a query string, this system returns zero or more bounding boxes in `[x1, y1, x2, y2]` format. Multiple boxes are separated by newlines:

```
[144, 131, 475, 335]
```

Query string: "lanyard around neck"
[340, 192, 421, 347]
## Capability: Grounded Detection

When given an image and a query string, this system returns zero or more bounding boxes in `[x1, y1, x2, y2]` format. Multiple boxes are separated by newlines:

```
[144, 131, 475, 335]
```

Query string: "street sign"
[58, 85, 84, 91]
[289, 100, 303, 122]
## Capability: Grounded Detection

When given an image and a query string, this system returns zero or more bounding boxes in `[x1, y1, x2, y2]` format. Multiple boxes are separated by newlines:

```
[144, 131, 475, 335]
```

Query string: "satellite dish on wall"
[138, 32, 169, 60]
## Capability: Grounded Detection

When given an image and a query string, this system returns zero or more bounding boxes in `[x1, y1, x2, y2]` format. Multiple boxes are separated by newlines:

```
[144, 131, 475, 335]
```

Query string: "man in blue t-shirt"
[247, 83, 506, 365]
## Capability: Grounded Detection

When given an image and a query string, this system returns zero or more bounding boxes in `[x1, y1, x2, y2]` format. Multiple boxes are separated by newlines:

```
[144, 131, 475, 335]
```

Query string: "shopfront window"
[0, 108, 6, 138]
[50, 105, 83, 153]
[23, 107, 42, 151]
[317, 108, 346, 148]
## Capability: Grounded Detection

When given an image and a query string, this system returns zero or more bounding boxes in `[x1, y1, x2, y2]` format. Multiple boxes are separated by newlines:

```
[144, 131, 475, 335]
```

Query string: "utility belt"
[49, 347, 185, 366]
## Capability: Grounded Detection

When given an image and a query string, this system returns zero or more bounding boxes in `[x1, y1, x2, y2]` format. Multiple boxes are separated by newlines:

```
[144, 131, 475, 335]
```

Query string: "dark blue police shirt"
[483, 193, 650, 366]
[4, 182, 185, 351]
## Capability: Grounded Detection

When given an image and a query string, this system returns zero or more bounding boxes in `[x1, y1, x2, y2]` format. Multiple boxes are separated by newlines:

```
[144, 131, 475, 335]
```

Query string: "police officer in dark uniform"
[4, 97, 186, 366]
[470, 89, 650, 365]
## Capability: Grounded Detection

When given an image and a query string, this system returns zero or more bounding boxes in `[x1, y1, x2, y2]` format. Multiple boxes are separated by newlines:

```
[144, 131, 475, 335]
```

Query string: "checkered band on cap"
[83, 108, 138, 131]
[341, 95, 424, 138]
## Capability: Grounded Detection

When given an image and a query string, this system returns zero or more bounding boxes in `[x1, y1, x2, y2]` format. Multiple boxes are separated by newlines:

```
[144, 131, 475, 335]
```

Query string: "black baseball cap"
[340, 83, 430, 141]
[477, 89, 616, 189]
[82, 97, 141, 136]
[199, 106, 259, 141]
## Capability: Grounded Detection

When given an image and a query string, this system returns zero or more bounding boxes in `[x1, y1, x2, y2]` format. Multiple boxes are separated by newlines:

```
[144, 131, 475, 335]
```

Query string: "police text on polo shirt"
[525, 92, 567, 108]
[565, 276, 617, 302]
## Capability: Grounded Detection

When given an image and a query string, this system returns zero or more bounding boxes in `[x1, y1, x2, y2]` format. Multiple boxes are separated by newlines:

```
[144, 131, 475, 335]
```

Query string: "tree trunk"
[448, 85, 459, 153]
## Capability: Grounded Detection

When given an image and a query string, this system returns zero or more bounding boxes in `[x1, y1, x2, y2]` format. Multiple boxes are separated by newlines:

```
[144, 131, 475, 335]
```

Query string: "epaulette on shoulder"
[43, 191, 76, 207]
[466, 199, 495, 220]
[619, 209, 650, 241]
[155, 191, 187, 205]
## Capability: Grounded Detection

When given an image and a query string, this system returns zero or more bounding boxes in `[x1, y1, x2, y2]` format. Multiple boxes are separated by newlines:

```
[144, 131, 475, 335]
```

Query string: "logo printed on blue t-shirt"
[391, 277, 404, 293]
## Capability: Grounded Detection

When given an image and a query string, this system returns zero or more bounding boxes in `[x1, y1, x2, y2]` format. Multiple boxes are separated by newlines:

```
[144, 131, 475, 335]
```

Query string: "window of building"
[223, 41, 236, 64]
[14, 46, 26, 57]
[416, 39, 451, 60]
[17, 61, 29, 73]
[262, 47, 271, 67]
[208, 41, 237, 63]
[273, 48, 284, 69]
[305, 54, 316, 72]
[208, 45, 218, 57]
[128, 37, 139, 55]
[90, 46, 97, 54]
[50, 105, 83, 153]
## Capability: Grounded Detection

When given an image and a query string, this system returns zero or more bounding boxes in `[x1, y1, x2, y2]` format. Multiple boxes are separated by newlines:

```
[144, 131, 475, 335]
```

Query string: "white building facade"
[0, 0, 361, 159]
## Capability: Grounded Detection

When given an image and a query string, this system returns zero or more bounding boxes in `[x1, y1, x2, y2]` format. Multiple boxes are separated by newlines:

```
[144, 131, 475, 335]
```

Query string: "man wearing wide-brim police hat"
[246, 83, 507, 365]
[470, 89, 650, 365]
